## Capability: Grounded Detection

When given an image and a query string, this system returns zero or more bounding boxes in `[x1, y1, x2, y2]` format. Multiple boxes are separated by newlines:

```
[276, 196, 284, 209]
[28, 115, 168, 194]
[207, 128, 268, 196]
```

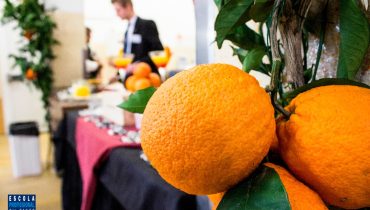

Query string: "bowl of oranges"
[124, 62, 162, 92]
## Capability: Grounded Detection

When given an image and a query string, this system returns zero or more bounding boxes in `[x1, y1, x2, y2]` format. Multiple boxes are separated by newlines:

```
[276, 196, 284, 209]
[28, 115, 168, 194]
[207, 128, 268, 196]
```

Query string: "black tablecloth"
[98, 148, 197, 210]
[53, 111, 82, 210]
[54, 111, 207, 210]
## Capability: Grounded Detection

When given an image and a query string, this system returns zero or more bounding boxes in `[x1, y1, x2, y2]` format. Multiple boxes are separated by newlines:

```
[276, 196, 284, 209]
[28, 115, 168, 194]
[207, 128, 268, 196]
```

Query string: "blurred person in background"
[111, 0, 164, 75]
[83, 27, 102, 79]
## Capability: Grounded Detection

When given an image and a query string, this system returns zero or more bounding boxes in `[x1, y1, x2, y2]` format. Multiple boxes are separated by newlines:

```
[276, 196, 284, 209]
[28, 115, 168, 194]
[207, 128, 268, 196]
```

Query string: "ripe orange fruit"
[133, 62, 151, 78]
[265, 163, 328, 209]
[23, 30, 33, 40]
[148, 73, 161, 87]
[209, 164, 327, 210]
[25, 68, 36, 80]
[141, 64, 275, 194]
[277, 85, 370, 209]
[125, 75, 139, 92]
[134, 78, 151, 91]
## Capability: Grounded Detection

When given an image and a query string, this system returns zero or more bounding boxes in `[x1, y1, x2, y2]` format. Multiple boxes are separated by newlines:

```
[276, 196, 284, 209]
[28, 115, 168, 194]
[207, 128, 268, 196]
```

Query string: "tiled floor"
[0, 134, 61, 210]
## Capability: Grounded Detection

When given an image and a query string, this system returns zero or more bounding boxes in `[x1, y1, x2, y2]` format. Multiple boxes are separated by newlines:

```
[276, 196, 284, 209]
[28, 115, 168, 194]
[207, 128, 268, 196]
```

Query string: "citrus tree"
[119, 0, 370, 209]
[1, 0, 58, 129]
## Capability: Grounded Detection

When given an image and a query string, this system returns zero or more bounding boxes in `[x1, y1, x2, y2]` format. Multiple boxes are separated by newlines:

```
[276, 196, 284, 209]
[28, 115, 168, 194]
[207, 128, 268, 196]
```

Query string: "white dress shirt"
[125, 15, 138, 54]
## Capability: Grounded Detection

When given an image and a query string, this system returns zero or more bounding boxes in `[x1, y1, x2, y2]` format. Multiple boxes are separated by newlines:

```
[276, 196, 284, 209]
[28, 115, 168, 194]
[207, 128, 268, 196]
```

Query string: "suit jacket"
[125, 17, 164, 74]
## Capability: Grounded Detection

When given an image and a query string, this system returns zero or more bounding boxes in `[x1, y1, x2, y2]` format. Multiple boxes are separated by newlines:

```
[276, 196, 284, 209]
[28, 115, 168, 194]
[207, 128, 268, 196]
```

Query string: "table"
[54, 111, 208, 210]
[49, 96, 89, 132]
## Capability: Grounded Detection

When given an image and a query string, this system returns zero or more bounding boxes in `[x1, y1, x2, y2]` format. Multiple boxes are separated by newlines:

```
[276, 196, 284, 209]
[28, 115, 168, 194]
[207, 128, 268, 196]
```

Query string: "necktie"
[123, 23, 130, 54]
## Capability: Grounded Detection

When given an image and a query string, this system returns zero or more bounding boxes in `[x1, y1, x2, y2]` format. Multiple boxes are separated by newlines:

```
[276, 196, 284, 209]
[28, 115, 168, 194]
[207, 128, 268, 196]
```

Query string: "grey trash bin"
[8, 122, 41, 178]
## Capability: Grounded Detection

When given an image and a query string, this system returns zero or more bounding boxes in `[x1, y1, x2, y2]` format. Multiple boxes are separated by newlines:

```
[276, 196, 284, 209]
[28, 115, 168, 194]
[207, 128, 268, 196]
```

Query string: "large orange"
[278, 85, 370, 209]
[265, 163, 328, 209]
[133, 62, 151, 78]
[141, 64, 275, 194]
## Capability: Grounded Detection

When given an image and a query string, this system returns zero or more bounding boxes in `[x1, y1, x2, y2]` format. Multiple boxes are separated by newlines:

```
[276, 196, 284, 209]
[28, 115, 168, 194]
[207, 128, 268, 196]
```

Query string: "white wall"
[46, 0, 85, 88]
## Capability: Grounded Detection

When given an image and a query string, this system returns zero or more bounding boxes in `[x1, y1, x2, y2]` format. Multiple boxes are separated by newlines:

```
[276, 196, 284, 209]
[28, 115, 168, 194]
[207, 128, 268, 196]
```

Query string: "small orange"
[265, 163, 328, 210]
[23, 30, 33, 40]
[208, 192, 224, 210]
[148, 73, 161, 87]
[133, 62, 151, 78]
[125, 75, 139, 92]
[134, 78, 151, 91]
[209, 164, 328, 210]
[25, 68, 36, 80]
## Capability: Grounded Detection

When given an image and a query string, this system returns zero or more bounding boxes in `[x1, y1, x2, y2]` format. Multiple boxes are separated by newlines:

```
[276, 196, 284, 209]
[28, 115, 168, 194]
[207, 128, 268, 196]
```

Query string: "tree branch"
[269, 0, 292, 119]
[279, 0, 312, 88]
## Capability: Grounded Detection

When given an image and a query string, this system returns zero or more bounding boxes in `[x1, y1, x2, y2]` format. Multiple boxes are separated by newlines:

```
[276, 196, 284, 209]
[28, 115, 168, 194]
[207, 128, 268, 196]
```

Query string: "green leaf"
[117, 87, 156, 113]
[256, 63, 271, 76]
[304, 67, 313, 84]
[248, 0, 274, 22]
[214, 0, 234, 9]
[242, 47, 266, 73]
[337, 0, 370, 79]
[285, 78, 370, 102]
[214, 0, 223, 9]
[217, 165, 291, 210]
[231, 46, 249, 63]
[225, 25, 264, 50]
[215, 0, 254, 48]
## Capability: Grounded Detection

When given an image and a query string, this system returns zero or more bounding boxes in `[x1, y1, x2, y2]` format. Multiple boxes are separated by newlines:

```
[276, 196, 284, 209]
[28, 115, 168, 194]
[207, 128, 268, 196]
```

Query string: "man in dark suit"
[112, 0, 164, 75]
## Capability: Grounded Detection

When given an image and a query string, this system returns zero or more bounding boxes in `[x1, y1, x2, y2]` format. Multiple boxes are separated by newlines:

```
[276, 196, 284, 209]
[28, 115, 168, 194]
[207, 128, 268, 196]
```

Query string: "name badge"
[132, 34, 142, 44]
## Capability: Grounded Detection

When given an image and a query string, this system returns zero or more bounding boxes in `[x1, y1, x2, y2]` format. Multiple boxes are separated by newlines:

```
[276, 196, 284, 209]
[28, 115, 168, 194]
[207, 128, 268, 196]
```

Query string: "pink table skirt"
[75, 117, 140, 210]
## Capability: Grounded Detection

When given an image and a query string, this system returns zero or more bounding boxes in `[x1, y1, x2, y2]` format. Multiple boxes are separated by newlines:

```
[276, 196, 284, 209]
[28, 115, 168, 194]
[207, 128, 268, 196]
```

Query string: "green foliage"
[117, 87, 157, 113]
[213, 1, 369, 206]
[214, 0, 369, 84]
[217, 165, 291, 210]
[248, 0, 274, 22]
[1, 0, 58, 124]
[214, 0, 224, 10]
[225, 25, 265, 50]
[215, 0, 254, 48]
[242, 47, 266, 73]
[337, 0, 370, 79]
[214, 0, 369, 118]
